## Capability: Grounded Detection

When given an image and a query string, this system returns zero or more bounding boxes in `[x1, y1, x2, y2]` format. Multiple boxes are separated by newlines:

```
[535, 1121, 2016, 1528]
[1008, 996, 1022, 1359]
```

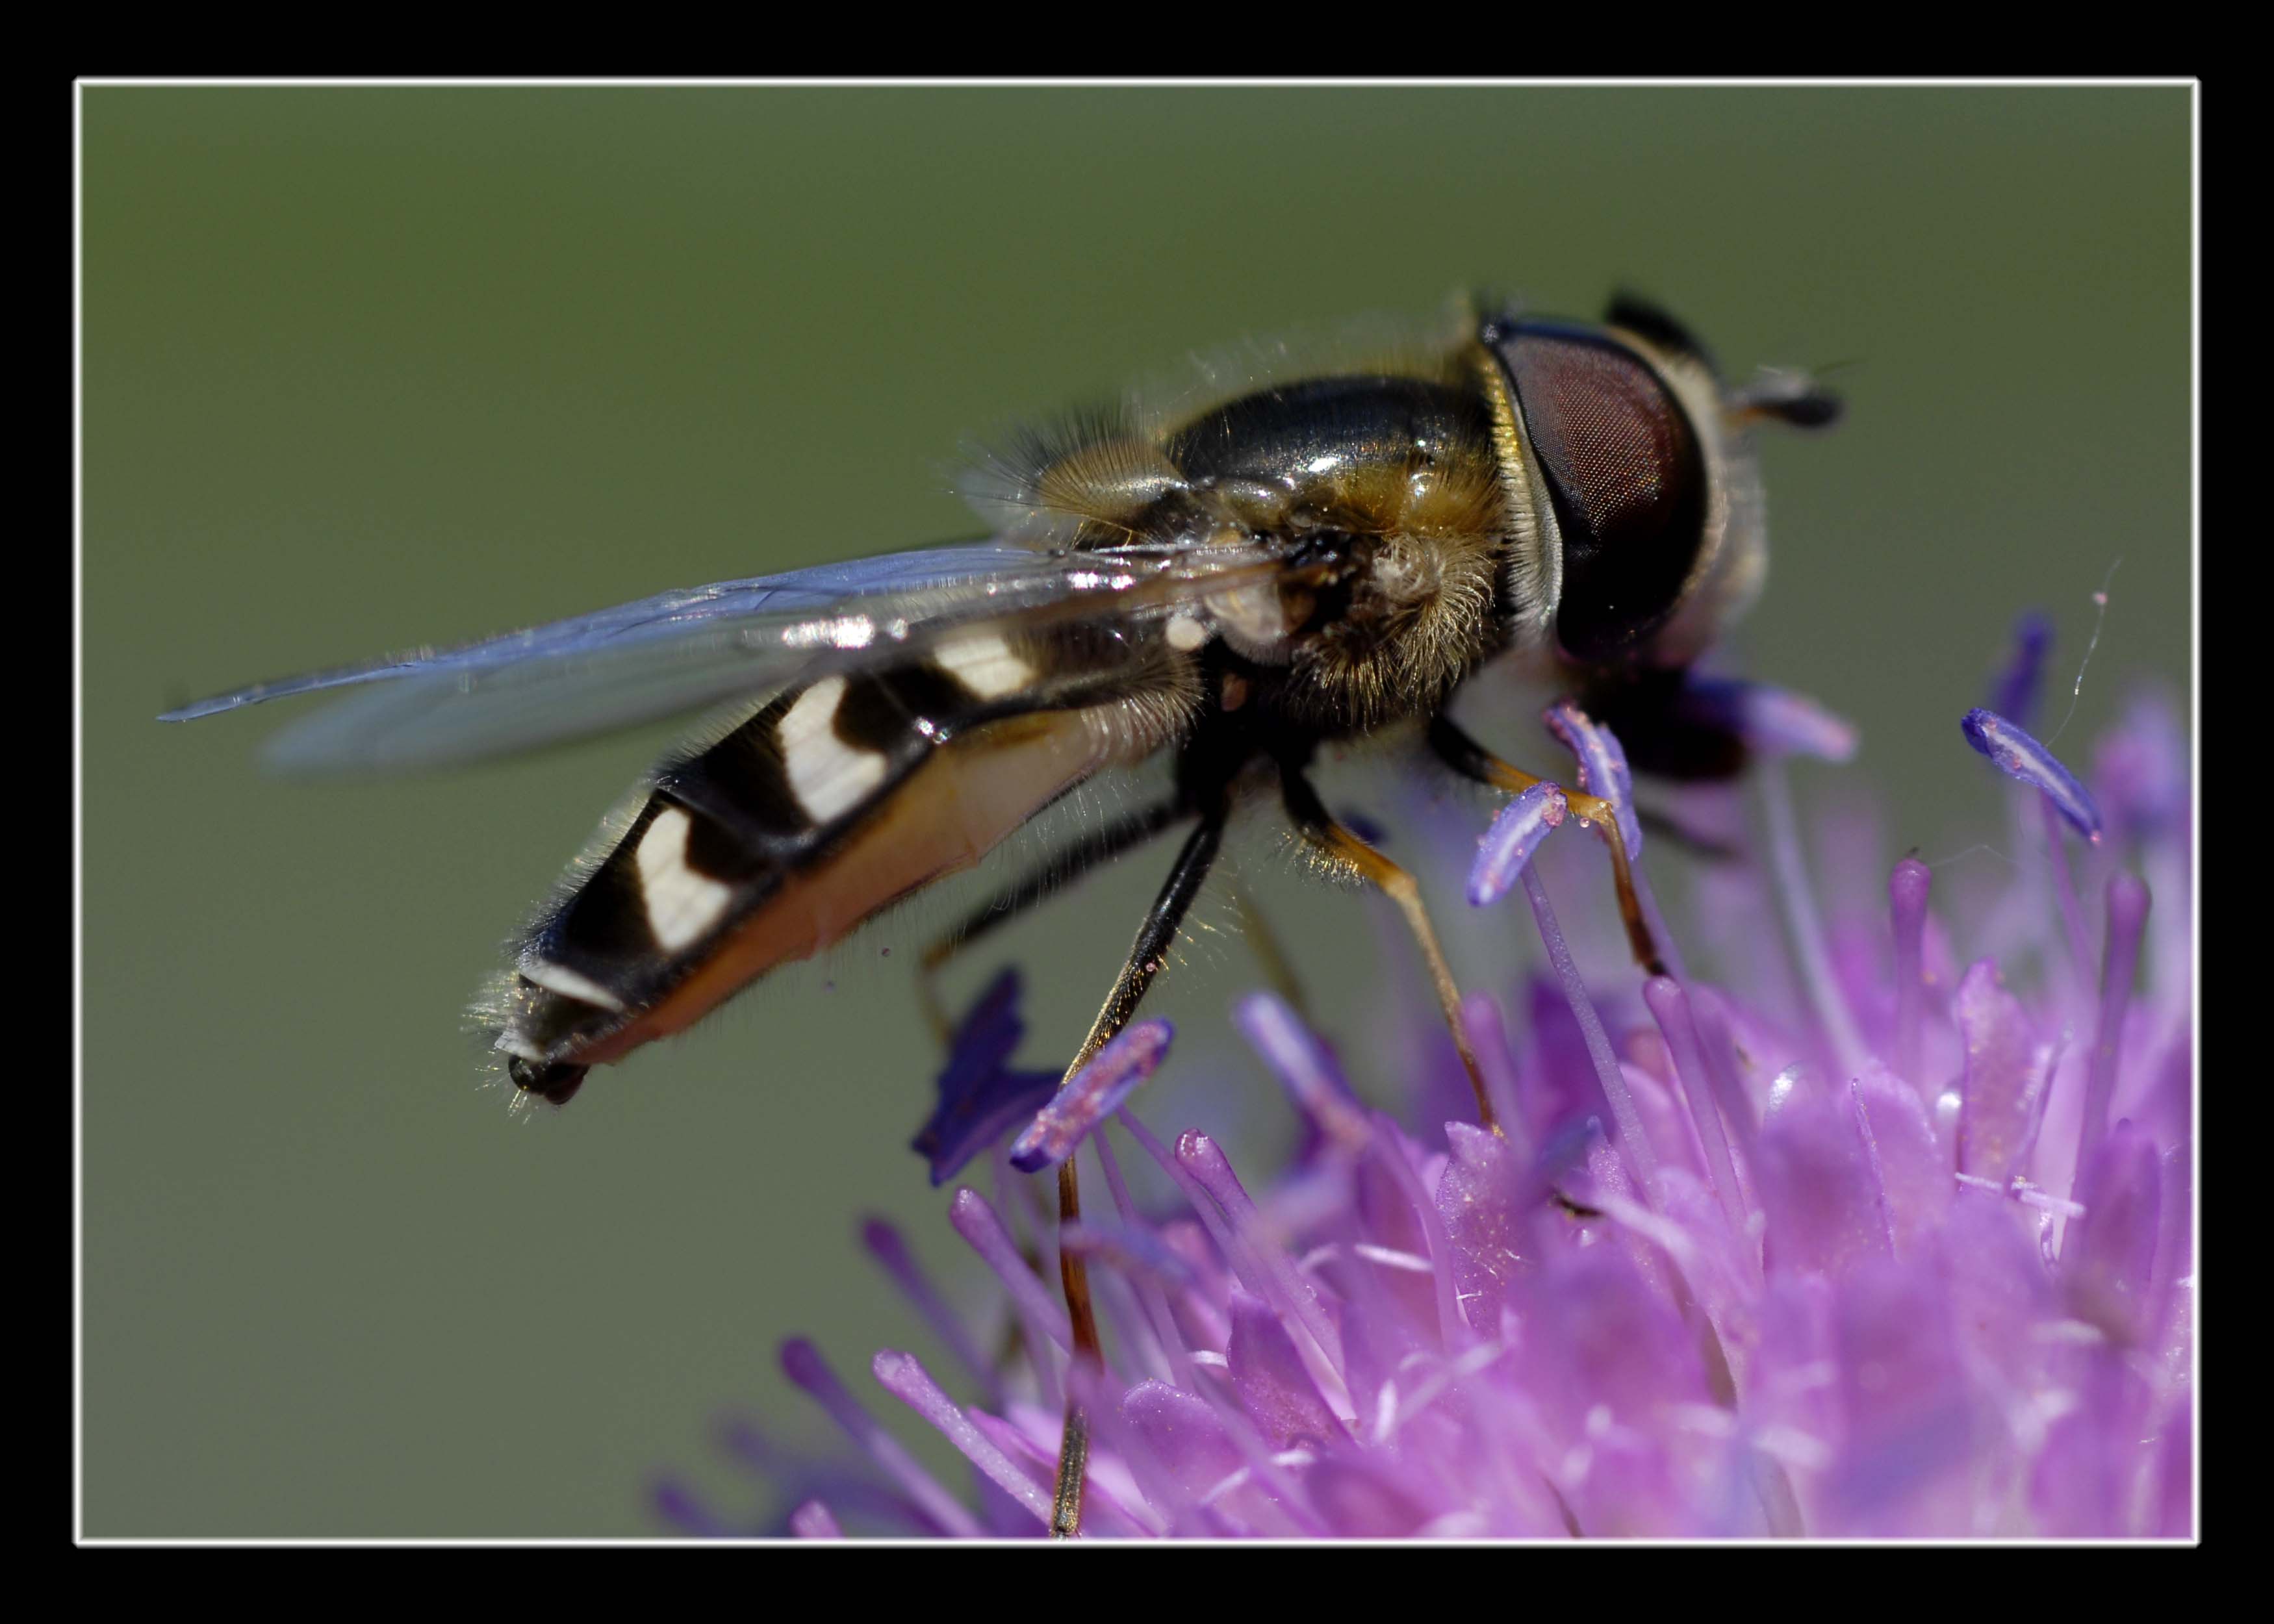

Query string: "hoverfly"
[162, 290, 1836, 1534]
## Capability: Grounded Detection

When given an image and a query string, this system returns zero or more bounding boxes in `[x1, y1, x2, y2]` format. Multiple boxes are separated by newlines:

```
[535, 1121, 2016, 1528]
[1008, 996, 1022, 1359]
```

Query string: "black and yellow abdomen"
[491, 620, 1198, 1100]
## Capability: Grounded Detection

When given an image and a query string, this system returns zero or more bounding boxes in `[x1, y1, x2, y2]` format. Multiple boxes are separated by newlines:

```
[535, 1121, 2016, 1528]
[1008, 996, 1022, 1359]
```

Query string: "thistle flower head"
[659, 625, 2192, 1540]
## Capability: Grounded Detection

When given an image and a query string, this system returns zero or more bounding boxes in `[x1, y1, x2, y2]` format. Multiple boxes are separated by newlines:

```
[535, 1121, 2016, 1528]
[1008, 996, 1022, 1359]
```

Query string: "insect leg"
[1279, 766, 1498, 1134]
[914, 796, 1186, 1042]
[1051, 804, 1229, 1538]
[1426, 713, 1668, 978]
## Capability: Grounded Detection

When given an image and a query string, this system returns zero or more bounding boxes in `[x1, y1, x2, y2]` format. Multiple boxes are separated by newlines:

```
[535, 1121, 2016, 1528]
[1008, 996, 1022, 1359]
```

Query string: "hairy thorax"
[988, 366, 1521, 742]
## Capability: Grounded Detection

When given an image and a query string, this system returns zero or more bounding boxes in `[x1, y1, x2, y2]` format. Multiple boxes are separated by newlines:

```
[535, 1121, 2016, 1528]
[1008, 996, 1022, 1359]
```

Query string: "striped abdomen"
[489, 620, 1196, 1102]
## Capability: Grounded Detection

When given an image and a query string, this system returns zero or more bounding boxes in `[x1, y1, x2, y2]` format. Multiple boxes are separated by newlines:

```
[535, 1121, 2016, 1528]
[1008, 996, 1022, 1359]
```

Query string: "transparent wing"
[160, 537, 1288, 775]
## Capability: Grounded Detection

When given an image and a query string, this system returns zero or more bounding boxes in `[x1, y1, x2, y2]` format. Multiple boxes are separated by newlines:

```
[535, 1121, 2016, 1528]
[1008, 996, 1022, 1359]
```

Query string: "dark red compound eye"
[1492, 324, 1708, 663]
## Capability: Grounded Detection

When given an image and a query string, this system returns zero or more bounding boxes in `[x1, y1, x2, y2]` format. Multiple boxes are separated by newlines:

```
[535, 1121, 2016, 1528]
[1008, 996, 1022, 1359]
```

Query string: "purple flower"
[657, 653, 2192, 1540]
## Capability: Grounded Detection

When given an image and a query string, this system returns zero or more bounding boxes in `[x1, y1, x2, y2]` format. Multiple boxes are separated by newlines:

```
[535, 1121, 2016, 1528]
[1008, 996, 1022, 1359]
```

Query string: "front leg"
[1427, 713, 1667, 977]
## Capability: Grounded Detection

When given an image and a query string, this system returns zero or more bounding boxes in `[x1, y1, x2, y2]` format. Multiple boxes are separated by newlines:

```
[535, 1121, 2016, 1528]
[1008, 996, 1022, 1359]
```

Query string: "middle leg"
[915, 794, 1184, 1041]
[1279, 765, 1499, 1134]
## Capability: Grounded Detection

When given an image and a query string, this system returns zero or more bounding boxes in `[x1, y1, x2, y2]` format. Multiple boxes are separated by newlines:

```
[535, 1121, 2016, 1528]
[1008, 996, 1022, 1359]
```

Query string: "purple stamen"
[946, 1186, 1073, 1356]
[1990, 611, 2056, 731]
[2093, 691, 2188, 843]
[1009, 1019, 1173, 1173]
[1544, 698, 1642, 860]
[967, 1408, 1164, 1537]
[1520, 867, 1662, 1206]
[651, 1480, 735, 1537]
[1961, 708, 2104, 843]
[1642, 977, 1751, 1252]
[1093, 1256, 1176, 1389]
[2043, 792, 2095, 982]
[1680, 675, 1862, 762]
[1118, 1114, 1246, 1366]
[1459, 993, 1528, 1159]
[1360, 1110, 1467, 1347]
[1179, 1132, 1345, 1375]
[872, 1350, 1054, 1528]
[787, 1499, 844, 1538]
[2080, 873, 2152, 1173]
[1122, 1114, 1235, 1247]
[991, 1134, 1052, 1263]
[1061, 1219, 1197, 1291]
[713, 1416, 966, 1536]
[1092, 1131, 1201, 1393]
[989, 1145, 1071, 1408]
[1888, 857, 1932, 1088]
[1234, 994, 1372, 1151]
[860, 1216, 1001, 1410]
[1684, 983, 1761, 1164]
[778, 1338, 982, 1537]
[1632, 865, 1689, 986]
[1468, 782, 1568, 906]
[1541, 700, 1690, 982]
[1065, 1363, 1233, 1537]
[1761, 757, 1869, 1078]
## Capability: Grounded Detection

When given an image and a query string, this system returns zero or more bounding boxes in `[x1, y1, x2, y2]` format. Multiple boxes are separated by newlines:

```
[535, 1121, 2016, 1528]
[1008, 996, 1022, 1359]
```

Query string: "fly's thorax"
[970, 366, 1520, 738]
[1224, 525, 1503, 737]
[1186, 412, 1509, 735]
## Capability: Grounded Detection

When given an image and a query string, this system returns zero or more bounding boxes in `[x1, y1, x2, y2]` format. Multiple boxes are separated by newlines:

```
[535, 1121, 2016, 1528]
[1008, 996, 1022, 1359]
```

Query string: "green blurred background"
[84, 86, 2190, 1536]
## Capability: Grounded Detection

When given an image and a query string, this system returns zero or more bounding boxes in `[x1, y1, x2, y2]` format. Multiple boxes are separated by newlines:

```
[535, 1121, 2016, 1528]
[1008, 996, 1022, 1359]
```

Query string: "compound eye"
[1498, 327, 1709, 663]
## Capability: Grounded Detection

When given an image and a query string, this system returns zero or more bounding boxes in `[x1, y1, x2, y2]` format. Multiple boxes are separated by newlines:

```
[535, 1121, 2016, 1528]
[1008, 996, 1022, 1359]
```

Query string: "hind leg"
[1048, 803, 1229, 1536]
